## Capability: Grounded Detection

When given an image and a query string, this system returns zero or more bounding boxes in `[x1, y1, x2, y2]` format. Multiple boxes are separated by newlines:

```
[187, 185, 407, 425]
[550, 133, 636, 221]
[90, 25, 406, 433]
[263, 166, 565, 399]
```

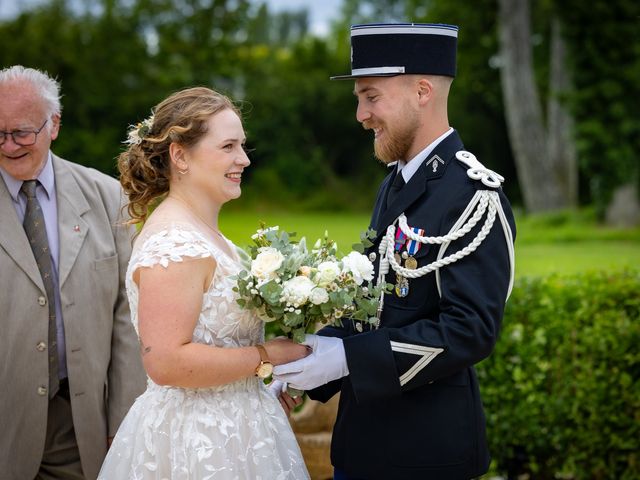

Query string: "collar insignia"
[426, 154, 445, 173]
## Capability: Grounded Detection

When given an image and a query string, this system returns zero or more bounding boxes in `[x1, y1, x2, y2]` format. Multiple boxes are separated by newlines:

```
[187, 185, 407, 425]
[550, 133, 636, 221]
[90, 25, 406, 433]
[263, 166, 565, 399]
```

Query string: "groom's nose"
[355, 100, 371, 124]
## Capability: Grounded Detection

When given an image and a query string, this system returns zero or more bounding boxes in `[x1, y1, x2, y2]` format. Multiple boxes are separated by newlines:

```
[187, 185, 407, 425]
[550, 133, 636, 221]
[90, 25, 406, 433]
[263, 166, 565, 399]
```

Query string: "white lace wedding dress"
[98, 223, 309, 479]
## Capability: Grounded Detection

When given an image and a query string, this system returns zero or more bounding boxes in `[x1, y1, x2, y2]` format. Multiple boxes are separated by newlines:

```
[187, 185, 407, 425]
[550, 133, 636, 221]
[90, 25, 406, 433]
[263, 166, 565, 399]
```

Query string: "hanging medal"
[394, 228, 408, 297]
[397, 226, 424, 297]
[395, 252, 410, 297]
[404, 227, 425, 270]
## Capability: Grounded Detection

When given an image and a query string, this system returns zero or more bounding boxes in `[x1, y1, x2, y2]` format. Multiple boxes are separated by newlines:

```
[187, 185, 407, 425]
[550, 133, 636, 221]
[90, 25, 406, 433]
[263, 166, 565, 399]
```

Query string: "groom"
[274, 23, 516, 479]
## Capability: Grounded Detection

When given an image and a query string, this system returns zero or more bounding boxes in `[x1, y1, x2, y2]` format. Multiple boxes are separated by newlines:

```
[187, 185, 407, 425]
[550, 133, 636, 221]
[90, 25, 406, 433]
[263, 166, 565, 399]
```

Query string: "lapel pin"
[73, 225, 80, 232]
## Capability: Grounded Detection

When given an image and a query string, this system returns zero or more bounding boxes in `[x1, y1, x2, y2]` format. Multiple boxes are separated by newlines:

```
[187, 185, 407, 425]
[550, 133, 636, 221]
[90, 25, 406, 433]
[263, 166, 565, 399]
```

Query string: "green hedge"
[478, 270, 640, 479]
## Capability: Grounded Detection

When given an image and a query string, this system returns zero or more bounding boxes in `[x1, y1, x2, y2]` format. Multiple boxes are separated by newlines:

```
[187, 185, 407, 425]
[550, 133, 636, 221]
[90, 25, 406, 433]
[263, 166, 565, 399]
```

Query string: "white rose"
[281, 275, 316, 307]
[309, 287, 329, 305]
[341, 251, 374, 285]
[316, 261, 341, 286]
[251, 247, 284, 282]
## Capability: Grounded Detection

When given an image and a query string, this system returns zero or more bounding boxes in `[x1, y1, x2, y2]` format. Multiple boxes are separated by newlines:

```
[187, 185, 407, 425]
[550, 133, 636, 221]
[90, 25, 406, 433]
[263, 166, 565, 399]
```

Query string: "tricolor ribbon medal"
[404, 227, 425, 270]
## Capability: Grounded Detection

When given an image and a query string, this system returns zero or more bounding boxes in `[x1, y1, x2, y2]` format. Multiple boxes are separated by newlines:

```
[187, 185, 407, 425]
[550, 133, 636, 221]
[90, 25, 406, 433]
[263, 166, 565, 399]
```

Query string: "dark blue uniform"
[309, 130, 516, 480]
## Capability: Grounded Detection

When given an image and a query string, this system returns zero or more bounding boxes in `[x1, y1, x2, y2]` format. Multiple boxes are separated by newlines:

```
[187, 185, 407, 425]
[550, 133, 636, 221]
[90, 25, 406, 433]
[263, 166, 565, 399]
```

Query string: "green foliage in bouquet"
[234, 224, 388, 343]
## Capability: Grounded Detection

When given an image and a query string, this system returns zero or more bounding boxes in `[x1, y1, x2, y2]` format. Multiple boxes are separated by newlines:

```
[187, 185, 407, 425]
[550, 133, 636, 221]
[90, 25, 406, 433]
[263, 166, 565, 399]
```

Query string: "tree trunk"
[497, 0, 570, 212]
[547, 16, 578, 207]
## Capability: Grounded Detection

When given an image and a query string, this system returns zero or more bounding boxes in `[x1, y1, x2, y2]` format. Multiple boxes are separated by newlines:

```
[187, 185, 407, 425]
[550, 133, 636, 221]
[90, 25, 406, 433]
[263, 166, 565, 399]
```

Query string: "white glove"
[267, 379, 285, 398]
[272, 334, 349, 391]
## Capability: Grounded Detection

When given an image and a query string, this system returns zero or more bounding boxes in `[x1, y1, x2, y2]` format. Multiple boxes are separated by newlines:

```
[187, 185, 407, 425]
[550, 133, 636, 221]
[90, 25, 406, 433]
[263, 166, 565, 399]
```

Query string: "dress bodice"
[126, 223, 263, 349]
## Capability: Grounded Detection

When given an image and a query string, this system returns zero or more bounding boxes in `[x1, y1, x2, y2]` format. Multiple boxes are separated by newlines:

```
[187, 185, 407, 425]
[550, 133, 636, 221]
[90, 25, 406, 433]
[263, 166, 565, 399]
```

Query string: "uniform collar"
[396, 127, 454, 183]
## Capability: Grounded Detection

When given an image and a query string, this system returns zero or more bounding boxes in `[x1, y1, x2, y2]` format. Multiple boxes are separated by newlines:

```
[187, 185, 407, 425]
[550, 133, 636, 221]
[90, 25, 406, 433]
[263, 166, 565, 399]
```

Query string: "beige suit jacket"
[0, 154, 146, 480]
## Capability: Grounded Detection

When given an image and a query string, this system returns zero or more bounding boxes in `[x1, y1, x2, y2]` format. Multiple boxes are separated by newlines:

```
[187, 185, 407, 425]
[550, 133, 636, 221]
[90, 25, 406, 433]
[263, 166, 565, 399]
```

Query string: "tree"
[554, 0, 640, 221]
[498, 0, 577, 212]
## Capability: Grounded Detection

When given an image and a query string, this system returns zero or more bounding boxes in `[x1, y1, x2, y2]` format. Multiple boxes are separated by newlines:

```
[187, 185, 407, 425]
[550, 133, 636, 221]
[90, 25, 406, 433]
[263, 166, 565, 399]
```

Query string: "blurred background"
[2, 1, 638, 478]
[1, 0, 638, 217]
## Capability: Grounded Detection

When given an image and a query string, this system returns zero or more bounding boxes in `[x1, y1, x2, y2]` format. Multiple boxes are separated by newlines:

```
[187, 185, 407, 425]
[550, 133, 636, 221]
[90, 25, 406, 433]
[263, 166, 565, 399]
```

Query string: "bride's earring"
[178, 166, 189, 175]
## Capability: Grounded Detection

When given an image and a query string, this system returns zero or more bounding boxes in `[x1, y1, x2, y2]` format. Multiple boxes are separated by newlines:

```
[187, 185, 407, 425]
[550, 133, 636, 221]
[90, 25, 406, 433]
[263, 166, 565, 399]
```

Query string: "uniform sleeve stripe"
[390, 341, 444, 386]
[390, 341, 442, 354]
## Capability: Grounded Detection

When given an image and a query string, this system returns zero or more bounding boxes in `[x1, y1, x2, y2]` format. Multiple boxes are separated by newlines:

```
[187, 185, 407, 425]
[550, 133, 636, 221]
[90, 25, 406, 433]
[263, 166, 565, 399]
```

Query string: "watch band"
[256, 344, 270, 363]
[254, 344, 274, 379]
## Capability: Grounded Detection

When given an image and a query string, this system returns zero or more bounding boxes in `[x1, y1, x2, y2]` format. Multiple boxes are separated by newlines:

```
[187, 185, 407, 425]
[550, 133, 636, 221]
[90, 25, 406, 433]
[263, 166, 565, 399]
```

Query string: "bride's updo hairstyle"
[118, 86, 239, 225]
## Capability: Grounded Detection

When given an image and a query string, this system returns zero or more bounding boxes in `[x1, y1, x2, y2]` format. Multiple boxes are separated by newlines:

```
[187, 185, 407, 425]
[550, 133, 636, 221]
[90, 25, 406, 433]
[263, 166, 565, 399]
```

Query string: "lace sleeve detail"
[131, 226, 213, 272]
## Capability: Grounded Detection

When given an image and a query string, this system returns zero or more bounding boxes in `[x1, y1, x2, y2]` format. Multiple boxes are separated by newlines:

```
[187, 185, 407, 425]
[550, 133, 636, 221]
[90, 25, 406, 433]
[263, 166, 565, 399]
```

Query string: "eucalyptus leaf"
[292, 328, 306, 344]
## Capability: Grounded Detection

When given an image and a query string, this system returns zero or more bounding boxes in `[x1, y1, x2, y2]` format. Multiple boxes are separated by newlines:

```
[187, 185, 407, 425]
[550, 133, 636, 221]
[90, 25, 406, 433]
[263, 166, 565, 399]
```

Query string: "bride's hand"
[267, 379, 303, 416]
[264, 337, 310, 365]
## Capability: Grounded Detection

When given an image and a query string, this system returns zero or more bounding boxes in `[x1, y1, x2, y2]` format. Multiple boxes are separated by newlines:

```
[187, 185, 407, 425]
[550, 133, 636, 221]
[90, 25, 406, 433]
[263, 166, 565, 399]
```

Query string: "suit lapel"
[53, 156, 90, 288]
[0, 176, 45, 290]
[373, 130, 465, 243]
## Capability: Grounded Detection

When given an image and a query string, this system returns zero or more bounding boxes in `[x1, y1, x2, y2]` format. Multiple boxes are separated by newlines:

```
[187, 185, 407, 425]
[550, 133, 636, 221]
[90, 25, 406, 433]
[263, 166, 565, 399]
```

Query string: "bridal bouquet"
[234, 225, 386, 343]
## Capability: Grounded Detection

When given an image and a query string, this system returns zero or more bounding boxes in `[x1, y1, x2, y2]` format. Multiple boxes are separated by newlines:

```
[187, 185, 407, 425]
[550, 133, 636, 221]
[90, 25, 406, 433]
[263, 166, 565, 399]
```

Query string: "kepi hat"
[331, 23, 458, 80]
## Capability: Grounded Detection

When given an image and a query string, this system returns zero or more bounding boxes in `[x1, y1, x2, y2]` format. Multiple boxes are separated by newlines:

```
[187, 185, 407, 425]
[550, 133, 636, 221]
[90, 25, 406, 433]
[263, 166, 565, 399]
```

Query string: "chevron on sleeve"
[390, 341, 444, 386]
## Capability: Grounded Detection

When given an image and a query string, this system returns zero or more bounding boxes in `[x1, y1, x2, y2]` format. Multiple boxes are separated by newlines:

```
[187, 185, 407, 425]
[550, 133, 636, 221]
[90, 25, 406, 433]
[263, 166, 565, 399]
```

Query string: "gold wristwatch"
[254, 344, 274, 379]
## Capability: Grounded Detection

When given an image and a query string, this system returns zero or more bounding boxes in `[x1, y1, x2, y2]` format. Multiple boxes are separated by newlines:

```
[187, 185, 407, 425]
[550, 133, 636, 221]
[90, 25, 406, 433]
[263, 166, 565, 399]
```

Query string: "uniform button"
[36, 341, 47, 352]
[38, 296, 47, 306]
[368, 252, 377, 262]
[37, 386, 48, 396]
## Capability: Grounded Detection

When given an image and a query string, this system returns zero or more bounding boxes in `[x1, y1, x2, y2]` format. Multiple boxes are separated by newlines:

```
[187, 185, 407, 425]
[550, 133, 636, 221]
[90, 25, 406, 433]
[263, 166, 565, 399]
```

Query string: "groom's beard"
[368, 105, 420, 165]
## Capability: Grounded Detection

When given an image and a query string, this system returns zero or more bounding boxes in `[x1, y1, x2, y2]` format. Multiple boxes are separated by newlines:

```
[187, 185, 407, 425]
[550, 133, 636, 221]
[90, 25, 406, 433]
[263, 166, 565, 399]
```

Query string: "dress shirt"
[0, 152, 67, 378]
[396, 127, 454, 182]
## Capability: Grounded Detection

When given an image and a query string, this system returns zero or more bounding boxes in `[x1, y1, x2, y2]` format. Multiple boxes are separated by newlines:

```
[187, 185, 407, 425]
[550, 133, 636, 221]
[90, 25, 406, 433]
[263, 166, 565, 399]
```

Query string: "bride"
[98, 87, 310, 479]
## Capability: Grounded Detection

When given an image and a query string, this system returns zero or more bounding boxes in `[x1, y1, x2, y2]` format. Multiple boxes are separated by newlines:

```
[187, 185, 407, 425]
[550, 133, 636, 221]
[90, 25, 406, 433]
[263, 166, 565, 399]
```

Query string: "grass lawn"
[220, 209, 640, 278]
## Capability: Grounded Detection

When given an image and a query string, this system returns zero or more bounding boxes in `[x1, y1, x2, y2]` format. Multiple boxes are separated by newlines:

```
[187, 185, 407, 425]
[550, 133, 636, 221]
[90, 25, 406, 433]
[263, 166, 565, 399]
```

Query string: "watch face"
[256, 362, 273, 379]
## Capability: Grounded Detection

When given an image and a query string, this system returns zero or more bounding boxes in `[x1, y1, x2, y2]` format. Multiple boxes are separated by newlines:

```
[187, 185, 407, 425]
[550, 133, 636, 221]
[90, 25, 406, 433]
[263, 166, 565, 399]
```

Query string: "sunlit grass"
[516, 242, 639, 276]
[220, 210, 372, 255]
[220, 209, 640, 278]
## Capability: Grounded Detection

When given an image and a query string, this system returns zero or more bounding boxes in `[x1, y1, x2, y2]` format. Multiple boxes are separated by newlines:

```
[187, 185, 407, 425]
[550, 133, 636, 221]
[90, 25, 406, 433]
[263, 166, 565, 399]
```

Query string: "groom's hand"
[273, 334, 349, 390]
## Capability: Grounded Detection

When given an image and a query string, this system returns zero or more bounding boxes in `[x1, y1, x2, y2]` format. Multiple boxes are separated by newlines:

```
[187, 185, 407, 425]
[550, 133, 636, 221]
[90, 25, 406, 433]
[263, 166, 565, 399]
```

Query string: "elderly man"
[0, 65, 145, 479]
[275, 23, 516, 479]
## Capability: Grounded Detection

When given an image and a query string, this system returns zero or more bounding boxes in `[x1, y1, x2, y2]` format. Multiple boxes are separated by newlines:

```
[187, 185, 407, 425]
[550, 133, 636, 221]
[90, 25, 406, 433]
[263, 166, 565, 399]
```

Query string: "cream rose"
[299, 266, 312, 277]
[341, 251, 374, 285]
[251, 247, 285, 282]
[316, 261, 341, 286]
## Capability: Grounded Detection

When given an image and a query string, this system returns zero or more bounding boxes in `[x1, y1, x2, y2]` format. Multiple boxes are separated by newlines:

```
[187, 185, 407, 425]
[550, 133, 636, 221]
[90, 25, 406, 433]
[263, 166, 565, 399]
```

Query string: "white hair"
[0, 65, 62, 117]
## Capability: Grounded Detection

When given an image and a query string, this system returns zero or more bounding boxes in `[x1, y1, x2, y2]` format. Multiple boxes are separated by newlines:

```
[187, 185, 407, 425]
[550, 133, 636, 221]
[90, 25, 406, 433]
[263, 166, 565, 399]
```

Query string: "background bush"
[478, 270, 640, 479]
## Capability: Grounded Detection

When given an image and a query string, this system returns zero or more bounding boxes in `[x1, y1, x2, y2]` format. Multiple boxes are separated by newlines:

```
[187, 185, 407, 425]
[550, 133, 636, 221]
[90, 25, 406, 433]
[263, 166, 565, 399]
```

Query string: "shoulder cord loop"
[374, 190, 515, 327]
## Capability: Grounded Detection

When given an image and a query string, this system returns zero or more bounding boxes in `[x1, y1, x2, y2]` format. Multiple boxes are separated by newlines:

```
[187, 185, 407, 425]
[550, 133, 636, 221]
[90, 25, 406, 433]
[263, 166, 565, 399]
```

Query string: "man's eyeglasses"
[0, 119, 49, 147]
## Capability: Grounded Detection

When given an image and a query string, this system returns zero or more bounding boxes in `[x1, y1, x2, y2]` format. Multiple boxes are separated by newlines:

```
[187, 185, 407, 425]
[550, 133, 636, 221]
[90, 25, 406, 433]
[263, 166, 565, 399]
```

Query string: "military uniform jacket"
[0, 155, 146, 480]
[309, 131, 516, 480]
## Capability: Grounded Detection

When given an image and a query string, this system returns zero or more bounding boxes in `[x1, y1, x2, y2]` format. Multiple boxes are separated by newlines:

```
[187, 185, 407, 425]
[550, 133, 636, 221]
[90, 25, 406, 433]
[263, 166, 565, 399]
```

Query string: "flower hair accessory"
[124, 114, 154, 145]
